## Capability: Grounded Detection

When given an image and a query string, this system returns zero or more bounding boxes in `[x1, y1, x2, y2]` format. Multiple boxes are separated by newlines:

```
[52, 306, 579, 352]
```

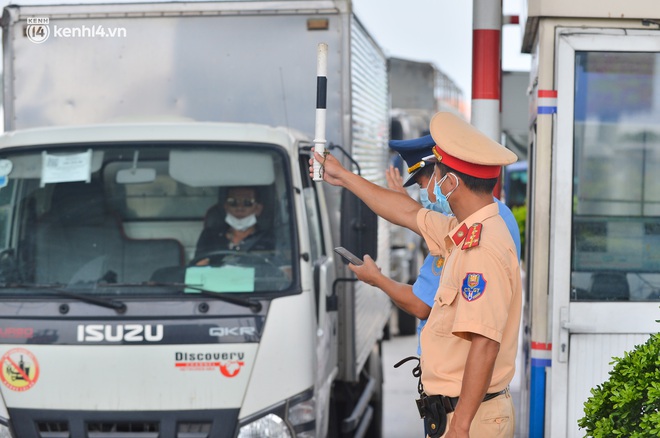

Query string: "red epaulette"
[451, 223, 469, 246]
[461, 223, 483, 250]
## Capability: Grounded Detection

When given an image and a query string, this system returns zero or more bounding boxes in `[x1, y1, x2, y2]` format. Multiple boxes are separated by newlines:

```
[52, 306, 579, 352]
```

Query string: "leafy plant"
[578, 333, 660, 437]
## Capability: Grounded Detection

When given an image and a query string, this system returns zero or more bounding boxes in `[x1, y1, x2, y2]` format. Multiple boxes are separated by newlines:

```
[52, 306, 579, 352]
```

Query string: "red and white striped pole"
[471, 0, 502, 140]
[472, 0, 503, 197]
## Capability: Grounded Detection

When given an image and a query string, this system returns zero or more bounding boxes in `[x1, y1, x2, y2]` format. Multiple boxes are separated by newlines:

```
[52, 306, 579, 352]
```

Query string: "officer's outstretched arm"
[310, 152, 422, 234]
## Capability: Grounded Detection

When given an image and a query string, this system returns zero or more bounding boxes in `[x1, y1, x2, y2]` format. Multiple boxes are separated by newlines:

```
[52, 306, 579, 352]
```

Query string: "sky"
[351, 0, 531, 103]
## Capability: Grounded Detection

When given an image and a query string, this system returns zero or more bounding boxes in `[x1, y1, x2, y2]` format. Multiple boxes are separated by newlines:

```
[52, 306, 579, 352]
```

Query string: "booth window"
[571, 51, 660, 301]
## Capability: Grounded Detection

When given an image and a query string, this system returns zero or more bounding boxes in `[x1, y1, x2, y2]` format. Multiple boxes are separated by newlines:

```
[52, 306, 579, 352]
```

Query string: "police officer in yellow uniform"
[310, 111, 521, 438]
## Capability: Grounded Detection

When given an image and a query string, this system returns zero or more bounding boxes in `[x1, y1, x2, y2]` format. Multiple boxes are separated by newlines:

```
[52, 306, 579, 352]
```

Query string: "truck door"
[551, 28, 660, 437]
[298, 153, 338, 435]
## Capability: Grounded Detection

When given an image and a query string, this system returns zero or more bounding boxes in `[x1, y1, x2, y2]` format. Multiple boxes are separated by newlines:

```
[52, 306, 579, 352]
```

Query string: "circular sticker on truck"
[0, 348, 40, 391]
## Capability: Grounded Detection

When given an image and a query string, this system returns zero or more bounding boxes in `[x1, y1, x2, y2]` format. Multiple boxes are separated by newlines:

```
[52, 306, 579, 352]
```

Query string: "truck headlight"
[237, 389, 315, 438]
[0, 423, 14, 438]
[237, 413, 291, 438]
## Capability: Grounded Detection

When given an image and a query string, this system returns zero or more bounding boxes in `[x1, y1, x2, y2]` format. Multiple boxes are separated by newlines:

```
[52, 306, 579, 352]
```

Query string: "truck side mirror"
[339, 189, 378, 261]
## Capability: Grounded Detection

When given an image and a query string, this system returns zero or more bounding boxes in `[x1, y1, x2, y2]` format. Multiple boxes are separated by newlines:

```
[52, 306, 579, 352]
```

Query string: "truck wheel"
[365, 343, 383, 437]
[397, 308, 417, 336]
[327, 344, 384, 438]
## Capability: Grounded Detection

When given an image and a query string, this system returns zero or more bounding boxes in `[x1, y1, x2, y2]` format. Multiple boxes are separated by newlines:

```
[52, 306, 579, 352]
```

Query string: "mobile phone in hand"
[333, 246, 364, 266]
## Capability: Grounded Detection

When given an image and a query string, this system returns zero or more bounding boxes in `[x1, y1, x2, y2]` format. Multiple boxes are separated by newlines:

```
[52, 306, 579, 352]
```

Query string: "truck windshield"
[0, 143, 296, 296]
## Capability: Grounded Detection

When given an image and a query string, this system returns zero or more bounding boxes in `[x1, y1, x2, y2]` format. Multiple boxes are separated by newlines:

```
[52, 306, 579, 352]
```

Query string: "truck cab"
[0, 122, 331, 436]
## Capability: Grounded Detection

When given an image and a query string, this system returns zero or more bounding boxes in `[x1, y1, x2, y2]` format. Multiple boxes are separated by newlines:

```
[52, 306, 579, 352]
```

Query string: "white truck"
[0, 1, 394, 436]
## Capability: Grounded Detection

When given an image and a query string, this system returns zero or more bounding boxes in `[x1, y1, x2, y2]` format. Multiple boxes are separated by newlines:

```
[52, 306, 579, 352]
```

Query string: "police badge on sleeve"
[461, 272, 487, 302]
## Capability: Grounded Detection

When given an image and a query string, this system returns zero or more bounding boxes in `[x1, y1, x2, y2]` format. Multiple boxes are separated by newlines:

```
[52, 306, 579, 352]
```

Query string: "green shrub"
[578, 333, 660, 437]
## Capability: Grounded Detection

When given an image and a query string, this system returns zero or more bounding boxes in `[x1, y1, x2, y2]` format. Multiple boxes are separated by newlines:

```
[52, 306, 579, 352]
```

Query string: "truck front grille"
[13, 408, 236, 438]
[176, 422, 211, 438]
[36, 421, 211, 438]
[87, 422, 158, 437]
[36, 421, 69, 438]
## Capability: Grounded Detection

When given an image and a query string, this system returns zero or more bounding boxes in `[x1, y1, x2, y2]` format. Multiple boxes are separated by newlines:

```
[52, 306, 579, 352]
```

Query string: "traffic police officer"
[418, 112, 520, 438]
[310, 112, 521, 438]
[350, 135, 521, 358]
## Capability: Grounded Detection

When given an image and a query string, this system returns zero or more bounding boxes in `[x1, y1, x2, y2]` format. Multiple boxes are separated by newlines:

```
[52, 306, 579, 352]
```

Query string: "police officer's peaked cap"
[388, 135, 436, 187]
[429, 112, 518, 178]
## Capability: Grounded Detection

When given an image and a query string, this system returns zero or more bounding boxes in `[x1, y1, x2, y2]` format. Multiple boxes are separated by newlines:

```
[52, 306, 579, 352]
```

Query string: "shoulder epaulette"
[461, 223, 482, 250]
[451, 223, 469, 246]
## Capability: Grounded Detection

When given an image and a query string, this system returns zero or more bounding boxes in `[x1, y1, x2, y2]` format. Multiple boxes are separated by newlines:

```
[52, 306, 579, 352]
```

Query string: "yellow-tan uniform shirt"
[417, 202, 522, 397]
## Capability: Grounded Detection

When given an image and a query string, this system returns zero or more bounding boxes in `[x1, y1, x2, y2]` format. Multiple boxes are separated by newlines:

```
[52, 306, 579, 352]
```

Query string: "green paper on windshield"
[184, 266, 255, 293]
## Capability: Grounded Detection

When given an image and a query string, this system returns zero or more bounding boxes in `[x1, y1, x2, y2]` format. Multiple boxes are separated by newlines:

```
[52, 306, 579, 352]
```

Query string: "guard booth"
[520, 1, 660, 436]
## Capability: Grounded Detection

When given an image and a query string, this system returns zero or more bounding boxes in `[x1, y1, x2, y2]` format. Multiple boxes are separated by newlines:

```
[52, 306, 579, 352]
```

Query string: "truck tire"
[327, 344, 384, 438]
[397, 307, 417, 336]
[365, 343, 384, 438]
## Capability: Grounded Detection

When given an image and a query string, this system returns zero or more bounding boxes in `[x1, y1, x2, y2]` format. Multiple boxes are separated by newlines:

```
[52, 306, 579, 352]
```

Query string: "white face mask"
[225, 213, 257, 231]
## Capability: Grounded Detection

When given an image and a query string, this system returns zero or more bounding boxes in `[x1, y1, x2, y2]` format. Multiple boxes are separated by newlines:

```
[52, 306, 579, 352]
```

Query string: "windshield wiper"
[145, 282, 263, 313]
[3, 282, 262, 313]
[5, 283, 127, 313]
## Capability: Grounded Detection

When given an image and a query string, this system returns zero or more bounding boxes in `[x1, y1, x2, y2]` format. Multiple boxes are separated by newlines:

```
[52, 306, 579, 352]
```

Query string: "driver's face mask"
[225, 213, 257, 231]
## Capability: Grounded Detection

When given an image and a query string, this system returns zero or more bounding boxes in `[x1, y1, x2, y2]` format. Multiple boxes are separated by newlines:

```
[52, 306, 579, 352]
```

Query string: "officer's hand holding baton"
[309, 152, 347, 186]
[309, 151, 422, 234]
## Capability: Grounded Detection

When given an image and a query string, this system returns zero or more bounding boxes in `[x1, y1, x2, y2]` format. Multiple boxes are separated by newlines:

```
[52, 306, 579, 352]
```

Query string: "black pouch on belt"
[395, 356, 448, 437]
[416, 395, 448, 438]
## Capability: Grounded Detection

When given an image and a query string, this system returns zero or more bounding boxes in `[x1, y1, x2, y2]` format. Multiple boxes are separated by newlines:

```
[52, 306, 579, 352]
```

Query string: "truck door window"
[299, 155, 325, 263]
[571, 51, 660, 301]
[302, 188, 323, 262]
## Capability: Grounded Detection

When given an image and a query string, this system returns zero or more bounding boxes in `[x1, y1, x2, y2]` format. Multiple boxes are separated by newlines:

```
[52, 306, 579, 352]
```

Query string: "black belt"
[442, 388, 507, 413]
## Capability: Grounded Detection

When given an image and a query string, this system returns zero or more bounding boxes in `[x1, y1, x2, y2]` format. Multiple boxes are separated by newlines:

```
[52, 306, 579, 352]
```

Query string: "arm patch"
[461, 272, 487, 302]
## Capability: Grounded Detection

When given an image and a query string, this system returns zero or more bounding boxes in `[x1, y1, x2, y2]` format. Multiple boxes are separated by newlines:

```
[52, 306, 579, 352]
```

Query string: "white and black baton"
[313, 42, 328, 182]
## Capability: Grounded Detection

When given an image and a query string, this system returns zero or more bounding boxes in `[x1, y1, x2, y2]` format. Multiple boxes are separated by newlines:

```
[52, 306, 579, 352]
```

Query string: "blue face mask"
[419, 169, 439, 211]
[418, 180, 435, 210]
[432, 173, 458, 216]
[419, 171, 452, 215]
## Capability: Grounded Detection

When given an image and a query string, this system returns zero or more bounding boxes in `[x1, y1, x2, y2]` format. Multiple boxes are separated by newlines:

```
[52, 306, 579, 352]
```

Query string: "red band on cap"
[433, 145, 501, 178]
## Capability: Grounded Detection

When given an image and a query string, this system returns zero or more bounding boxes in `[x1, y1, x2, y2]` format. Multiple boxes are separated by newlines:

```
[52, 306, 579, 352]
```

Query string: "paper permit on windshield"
[41, 149, 92, 187]
[184, 266, 255, 293]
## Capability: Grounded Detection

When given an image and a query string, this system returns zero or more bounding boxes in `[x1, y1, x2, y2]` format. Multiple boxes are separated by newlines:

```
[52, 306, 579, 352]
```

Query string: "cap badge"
[461, 223, 483, 250]
[462, 272, 487, 302]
